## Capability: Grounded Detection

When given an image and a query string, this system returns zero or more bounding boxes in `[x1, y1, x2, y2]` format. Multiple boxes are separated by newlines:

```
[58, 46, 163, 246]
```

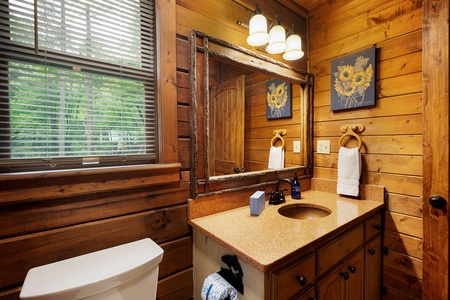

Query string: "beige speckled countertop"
[189, 190, 384, 273]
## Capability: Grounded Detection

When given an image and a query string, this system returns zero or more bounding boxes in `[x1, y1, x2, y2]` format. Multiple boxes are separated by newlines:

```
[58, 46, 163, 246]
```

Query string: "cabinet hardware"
[296, 275, 307, 286]
[348, 265, 356, 274]
[373, 224, 381, 231]
[368, 248, 376, 255]
[340, 272, 349, 280]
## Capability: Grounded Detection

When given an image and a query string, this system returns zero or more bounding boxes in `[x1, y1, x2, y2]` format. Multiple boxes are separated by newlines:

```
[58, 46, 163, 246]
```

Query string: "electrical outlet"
[293, 141, 301, 153]
[317, 140, 331, 154]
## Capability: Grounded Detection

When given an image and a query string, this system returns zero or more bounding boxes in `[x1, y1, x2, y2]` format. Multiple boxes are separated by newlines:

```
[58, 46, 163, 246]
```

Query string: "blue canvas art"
[266, 79, 292, 119]
[331, 47, 376, 111]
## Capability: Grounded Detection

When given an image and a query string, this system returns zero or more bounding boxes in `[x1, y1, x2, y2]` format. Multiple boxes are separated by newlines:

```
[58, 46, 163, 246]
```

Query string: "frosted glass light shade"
[266, 20, 287, 54]
[247, 14, 270, 46]
[283, 33, 304, 60]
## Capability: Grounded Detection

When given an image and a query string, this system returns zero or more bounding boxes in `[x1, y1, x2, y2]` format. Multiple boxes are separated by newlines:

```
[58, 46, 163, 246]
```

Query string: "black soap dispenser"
[291, 172, 301, 199]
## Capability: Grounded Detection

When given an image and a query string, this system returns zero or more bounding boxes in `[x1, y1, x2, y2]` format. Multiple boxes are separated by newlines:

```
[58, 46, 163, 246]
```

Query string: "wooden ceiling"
[289, 0, 323, 11]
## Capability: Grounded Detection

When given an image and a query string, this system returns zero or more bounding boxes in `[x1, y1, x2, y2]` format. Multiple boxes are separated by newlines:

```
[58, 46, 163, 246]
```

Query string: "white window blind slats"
[0, 0, 157, 172]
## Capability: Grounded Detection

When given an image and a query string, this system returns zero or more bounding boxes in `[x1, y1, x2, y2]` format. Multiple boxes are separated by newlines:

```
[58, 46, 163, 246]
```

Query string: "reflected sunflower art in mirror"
[331, 47, 376, 111]
[266, 79, 292, 119]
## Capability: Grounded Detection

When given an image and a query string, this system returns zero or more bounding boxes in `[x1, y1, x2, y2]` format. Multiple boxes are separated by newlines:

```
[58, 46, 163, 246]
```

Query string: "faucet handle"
[279, 189, 286, 203]
[267, 191, 278, 205]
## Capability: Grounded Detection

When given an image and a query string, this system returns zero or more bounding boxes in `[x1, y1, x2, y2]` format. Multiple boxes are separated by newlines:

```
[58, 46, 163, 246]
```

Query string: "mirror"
[190, 30, 313, 196]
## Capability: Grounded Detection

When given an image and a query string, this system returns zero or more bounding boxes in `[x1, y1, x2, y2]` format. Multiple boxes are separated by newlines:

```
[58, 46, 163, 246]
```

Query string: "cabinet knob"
[373, 224, 381, 231]
[368, 248, 376, 255]
[340, 272, 349, 280]
[296, 275, 307, 286]
[348, 265, 356, 273]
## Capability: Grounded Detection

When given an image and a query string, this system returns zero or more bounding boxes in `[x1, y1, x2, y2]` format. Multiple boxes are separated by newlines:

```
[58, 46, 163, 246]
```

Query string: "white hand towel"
[337, 146, 361, 197]
[201, 273, 238, 300]
[268, 146, 284, 169]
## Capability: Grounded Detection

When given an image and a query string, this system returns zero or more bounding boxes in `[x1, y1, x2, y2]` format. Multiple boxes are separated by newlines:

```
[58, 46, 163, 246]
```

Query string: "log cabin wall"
[309, 0, 423, 299]
[0, 2, 194, 300]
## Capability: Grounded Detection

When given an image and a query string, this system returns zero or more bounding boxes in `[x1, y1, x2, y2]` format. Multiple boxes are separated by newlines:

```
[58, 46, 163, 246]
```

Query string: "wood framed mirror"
[189, 30, 313, 198]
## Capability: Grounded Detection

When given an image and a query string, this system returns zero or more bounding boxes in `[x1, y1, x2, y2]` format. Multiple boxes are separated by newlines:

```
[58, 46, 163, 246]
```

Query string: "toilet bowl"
[20, 238, 164, 300]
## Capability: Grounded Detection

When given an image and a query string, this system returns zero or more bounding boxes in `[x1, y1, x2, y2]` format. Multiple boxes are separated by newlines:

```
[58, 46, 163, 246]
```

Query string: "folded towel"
[201, 273, 238, 300]
[268, 146, 284, 169]
[337, 146, 361, 197]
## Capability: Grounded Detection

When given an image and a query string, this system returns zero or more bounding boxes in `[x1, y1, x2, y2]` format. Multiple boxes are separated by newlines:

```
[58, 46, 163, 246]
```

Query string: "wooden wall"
[309, 0, 423, 299]
[0, 2, 194, 300]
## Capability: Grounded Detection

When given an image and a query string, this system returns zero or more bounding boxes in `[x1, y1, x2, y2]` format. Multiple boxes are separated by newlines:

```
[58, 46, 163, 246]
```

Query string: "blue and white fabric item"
[337, 146, 362, 197]
[201, 273, 238, 300]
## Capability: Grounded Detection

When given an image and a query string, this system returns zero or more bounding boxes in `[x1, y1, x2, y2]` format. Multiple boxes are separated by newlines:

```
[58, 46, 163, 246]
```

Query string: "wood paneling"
[309, 0, 424, 298]
[0, 1, 193, 299]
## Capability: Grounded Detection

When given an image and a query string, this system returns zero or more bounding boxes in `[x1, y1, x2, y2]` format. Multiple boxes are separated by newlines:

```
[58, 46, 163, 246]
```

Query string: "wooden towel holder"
[338, 124, 365, 150]
[271, 129, 287, 149]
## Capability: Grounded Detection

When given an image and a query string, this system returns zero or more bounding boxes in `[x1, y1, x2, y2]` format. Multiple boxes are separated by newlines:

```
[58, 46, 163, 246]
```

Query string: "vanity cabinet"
[192, 210, 383, 300]
[271, 252, 316, 299]
[365, 235, 382, 300]
[317, 249, 364, 299]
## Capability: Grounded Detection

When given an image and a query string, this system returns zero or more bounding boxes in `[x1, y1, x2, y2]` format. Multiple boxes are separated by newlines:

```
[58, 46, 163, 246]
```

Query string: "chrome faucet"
[268, 179, 293, 205]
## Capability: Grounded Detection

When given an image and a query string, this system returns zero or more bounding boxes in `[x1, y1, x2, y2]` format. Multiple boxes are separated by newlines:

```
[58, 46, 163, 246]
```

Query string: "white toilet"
[20, 238, 164, 300]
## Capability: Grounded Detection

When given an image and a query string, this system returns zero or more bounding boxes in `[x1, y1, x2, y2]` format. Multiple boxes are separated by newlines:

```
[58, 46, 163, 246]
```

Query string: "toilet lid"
[20, 238, 163, 299]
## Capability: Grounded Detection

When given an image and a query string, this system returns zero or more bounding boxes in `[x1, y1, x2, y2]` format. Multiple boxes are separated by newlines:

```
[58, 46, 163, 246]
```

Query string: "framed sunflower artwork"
[266, 79, 292, 119]
[331, 47, 376, 111]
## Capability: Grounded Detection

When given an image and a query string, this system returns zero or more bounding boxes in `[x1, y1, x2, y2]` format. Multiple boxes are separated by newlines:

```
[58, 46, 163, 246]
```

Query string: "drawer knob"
[368, 248, 376, 255]
[348, 265, 356, 273]
[374, 224, 381, 231]
[296, 275, 307, 286]
[340, 272, 349, 280]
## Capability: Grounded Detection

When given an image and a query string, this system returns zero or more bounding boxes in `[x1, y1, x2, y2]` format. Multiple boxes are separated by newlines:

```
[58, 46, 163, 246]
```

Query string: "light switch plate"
[293, 141, 301, 153]
[317, 140, 331, 154]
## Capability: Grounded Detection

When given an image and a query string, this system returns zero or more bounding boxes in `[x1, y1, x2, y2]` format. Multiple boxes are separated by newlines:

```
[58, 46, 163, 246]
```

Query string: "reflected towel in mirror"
[268, 146, 284, 169]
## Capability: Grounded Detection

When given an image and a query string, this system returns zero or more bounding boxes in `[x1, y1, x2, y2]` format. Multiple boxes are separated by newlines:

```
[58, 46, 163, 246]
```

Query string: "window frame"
[0, 0, 178, 174]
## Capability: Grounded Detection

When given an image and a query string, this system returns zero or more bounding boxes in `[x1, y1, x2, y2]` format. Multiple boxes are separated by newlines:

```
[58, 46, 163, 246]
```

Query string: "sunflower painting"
[266, 79, 292, 119]
[331, 48, 376, 111]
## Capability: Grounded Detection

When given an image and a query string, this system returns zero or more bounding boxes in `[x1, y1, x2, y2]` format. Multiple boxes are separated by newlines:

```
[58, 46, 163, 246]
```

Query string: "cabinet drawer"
[365, 213, 382, 241]
[318, 224, 363, 275]
[273, 253, 316, 300]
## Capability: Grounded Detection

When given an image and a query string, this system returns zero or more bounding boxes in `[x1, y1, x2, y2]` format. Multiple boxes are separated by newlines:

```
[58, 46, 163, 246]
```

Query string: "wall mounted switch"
[293, 141, 301, 153]
[317, 140, 331, 154]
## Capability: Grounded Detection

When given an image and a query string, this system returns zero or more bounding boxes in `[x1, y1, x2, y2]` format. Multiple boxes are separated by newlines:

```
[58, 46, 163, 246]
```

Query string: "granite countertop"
[189, 190, 384, 273]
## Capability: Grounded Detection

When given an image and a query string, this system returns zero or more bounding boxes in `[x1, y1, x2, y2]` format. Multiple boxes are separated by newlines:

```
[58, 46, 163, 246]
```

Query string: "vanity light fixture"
[246, 4, 270, 46]
[283, 25, 305, 61]
[238, 4, 304, 60]
[266, 16, 287, 54]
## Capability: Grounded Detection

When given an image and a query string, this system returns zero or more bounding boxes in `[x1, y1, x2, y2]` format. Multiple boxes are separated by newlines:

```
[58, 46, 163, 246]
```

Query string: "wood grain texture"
[309, 0, 424, 298]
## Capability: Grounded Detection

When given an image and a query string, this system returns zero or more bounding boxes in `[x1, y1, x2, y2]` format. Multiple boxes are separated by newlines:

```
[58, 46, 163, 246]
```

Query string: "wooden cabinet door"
[209, 75, 245, 176]
[317, 267, 345, 300]
[345, 249, 364, 300]
[317, 249, 364, 300]
[365, 236, 381, 300]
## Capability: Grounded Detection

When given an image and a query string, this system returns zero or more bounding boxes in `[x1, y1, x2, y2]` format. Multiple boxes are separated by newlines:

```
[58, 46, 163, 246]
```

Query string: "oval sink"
[278, 204, 331, 220]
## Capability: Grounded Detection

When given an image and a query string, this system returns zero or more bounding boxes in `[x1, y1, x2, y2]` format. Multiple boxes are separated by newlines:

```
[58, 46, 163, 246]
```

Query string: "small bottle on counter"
[291, 171, 301, 199]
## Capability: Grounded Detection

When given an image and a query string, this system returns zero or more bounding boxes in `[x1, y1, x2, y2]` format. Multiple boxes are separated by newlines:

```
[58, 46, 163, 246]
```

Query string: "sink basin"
[278, 204, 331, 220]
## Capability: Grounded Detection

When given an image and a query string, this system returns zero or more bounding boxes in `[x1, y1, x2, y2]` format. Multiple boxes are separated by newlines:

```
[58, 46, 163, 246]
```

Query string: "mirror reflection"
[190, 30, 313, 195]
[208, 57, 309, 176]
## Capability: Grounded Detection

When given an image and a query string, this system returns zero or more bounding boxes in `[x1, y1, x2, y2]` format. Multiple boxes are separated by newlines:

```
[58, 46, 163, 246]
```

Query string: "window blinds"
[0, 0, 156, 172]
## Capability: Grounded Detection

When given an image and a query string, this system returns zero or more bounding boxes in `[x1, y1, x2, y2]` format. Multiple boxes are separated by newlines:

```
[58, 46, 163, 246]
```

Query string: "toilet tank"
[20, 238, 164, 300]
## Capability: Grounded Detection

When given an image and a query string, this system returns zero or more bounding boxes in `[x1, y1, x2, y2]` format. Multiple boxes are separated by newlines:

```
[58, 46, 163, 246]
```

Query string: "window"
[0, 0, 156, 172]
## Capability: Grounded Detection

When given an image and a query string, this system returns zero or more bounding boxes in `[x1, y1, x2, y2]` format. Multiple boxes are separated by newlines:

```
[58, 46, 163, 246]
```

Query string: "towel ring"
[338, 124, 364, 150]
[271, 129, 287, 149]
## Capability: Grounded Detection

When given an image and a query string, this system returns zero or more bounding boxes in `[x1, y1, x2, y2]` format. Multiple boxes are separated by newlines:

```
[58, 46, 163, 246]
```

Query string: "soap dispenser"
[291, 172, 301, 199]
